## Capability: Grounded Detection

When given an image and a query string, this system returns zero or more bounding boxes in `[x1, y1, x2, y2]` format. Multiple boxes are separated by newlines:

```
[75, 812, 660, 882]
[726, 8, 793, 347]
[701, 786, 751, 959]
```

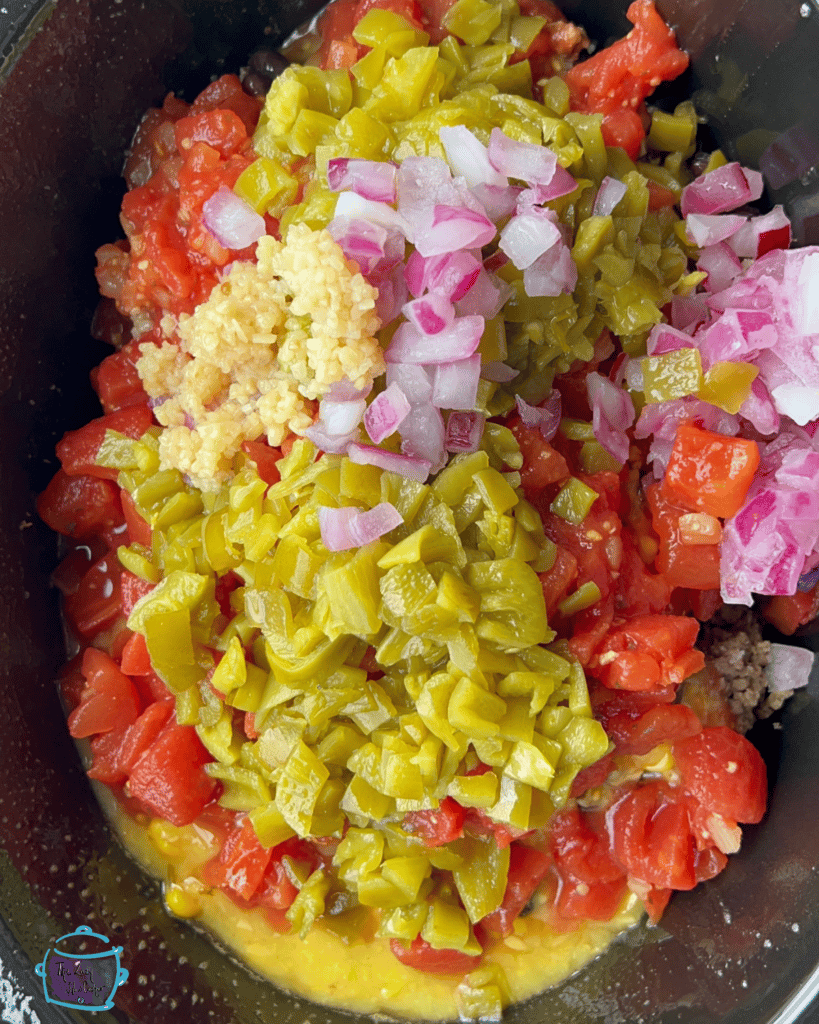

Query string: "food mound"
[37, 0, 815, 1019]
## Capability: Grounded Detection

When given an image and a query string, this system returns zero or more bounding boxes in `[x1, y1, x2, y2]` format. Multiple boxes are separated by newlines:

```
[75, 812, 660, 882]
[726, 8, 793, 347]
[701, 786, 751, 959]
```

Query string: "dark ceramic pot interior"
[0, 2, 818, 1022]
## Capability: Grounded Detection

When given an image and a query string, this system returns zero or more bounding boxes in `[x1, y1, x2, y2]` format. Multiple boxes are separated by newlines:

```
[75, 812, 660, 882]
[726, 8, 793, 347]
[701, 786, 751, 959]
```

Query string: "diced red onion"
[517, 165, 577, 205]
[319, 396, 367, 436]
[414, 204, 496, 258]
[334, 190, 412, 239]
[728, 205, 792, 260]
[386, 362, 433, 405]
[671, 292, 709, 332]
[404, 250, 426, 298]
[326, 378, 372, 403]
[328, 216, 389, 276]
[487, 127, 558, 185]
[646, 324, 696, 356]
[697, 241, 742, 293]
[481, 361, 519, 383]
[516, 390, 561, 442]
[593, 176, 628, 217]
[446, 410, 485, 453]
[319, 502, 403, 552]
[431, 354, 481, 410]
[523, 243, 577, 297]
[770, 383, 819, 426]
[399, 403, 447, 473]
[587, 372, 635, 465]
[424, 251, 483, 301]
[766, 643, 813, 692]
[439, 125, 508, 189]
[499, 209, 561, 270]
[403, 293, 455, 335]
[471, 183, 522, 223]
[304, 423, 359, 454]
[739, 377, 780, 436]
[364, 383, 411, 444]
[685, 213, 748, 248]
[454, 269, 511, 320]
[370, 261, 408, 326]
[202, 186, 266, 249]
[347, 441, 431, 482]
[681, 161, 765, 218]
[327, 158, 398, 204]
[385, 315, 484, 364]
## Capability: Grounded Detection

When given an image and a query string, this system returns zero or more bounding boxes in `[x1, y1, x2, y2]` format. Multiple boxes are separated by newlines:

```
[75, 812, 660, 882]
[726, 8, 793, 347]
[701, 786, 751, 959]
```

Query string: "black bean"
[248, 48, 289, 79]
[243, 71, 274, 98]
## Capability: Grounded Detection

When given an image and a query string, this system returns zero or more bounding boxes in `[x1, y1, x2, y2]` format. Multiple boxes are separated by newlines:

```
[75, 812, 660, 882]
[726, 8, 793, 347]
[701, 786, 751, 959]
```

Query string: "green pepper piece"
[451, 835, 510, 923]
[275, 740, 330, 837]
[550, 477, 599, 526]
[287, 869, 331, 938]
[642, 348, 703, 403]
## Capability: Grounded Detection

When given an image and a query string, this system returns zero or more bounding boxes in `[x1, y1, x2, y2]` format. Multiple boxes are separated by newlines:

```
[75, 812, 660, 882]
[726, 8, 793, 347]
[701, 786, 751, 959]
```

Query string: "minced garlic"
[137, 223, 384, 489]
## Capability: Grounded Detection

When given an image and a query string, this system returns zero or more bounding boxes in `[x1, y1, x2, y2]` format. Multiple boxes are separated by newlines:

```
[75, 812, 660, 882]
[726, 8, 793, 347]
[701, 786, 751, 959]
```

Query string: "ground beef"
[701, 607, 792, 734]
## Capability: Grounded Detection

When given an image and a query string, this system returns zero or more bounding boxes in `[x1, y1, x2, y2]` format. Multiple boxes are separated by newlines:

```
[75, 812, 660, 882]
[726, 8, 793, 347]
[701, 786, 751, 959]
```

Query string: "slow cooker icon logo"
[34, 925, 128, 1010]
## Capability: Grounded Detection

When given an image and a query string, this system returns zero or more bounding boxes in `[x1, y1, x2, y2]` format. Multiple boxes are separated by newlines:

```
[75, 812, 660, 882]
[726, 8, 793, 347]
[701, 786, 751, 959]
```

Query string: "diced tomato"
[189, 74, 262, 136]
[67, 648, 142, 738]
[463, 808, 532, 850]
[660, 425, 760, 521]
[604, 702, 702, 756]
[569, 752, 614, 798]
[647, 179, 679, 211]
[600, 108, 645, 161]
[762, 586, 819, 636]
[92, 339, 149, 413]
[128, 722, 217, 826]
[120, 572, 156, 617]
[64, 552, 124, 640]
[642, 885, 672, 924]
[549, 807, 624, 883]
[595, 613, 704, 692]
[565, 0, 689, 118]
[121, 490, 152, 548]
[673, 726, 767, 824]
[609, 781, 697, 890]
[481, 843, 551, 936]
[403, 797, 465, 847]
[568, 594, 614, 666]
[614, 534, 674, 615]
[325, 38, 361, 69]
[244, 712, 259, 740]
[56, 405, 154, 480]
[58, 655, 87, 712]
[508, 415, 570, 494]
[389, 935, 482, 975]
[213, 818, 274, 902]
[256, 857, 299, 911]
[120, 631, 153, 675]
[87, 727, 131, 786]
[538, 546, 578, 617]
[174, 109, 249, 161]
[116, 702, 175, 774]
[131, 669, 172, 705]
[37, 471, 124, 541]
[240, 439, 282, 487]
[88, 700, 174, 784]
[555, 874, 629, 922]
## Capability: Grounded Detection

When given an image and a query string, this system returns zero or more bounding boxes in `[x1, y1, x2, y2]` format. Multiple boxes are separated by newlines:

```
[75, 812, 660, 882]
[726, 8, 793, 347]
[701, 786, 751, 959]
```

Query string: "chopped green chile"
[106, 424, 612, 952]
